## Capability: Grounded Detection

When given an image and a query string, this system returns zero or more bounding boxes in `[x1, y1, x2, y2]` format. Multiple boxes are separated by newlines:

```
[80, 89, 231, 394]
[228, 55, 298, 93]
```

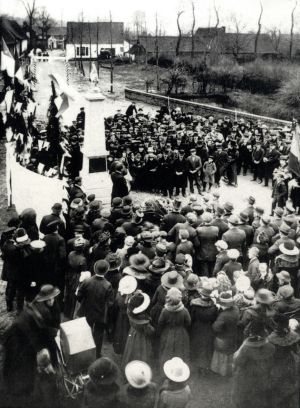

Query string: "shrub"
[147, 54, 174, 68]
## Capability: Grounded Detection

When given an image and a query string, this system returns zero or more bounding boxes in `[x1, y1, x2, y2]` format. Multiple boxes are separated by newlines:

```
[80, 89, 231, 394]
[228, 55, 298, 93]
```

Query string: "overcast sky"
[1, 0, 299, 35]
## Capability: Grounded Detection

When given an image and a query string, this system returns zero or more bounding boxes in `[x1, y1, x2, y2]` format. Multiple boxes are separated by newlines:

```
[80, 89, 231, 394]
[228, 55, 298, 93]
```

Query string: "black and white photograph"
[1, 0, 300, 406]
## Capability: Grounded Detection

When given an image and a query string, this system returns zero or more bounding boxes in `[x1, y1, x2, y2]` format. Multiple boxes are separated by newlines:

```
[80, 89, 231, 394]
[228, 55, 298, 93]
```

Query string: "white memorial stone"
[80, 91, 112, 204]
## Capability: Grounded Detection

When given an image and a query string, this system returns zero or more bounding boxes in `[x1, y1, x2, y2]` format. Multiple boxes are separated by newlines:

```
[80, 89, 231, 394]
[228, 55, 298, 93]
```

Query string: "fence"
[125, 88, 291, 127]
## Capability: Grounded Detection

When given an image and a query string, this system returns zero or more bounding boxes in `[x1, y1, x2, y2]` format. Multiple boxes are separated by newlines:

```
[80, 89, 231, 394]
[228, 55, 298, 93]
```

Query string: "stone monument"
[80, 92, 112, 204]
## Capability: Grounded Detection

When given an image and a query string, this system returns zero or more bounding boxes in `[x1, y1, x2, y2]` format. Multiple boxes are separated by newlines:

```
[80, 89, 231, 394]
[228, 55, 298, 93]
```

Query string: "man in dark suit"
[263, 142, 280, 187]
[173, 149, 188, 196]
[111, 163, 129, 200]
[42, 220, 66, 304]
[211, 205, 229, 239]
[251, 141, 264, 183]
[238, 212, 254, 247]
[40, 203, 66, 238]
[126, 102, 137, 118]
[222, 215, 246, 256]
[186, 148, 202, 194]
[195, 212, 219, 277]
[242, 196, 256, 225]
[77, 260, 114, 357]
[271, 172, 287, 214]
[160, 199, 186, 233]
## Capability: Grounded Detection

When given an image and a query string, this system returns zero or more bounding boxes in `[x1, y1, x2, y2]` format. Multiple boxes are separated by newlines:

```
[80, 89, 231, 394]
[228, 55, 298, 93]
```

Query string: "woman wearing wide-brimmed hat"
[144, 257, 171, 299]
[211, 292, 240, 377]
[240, 288, 276, 335]
[123, 253, 150, 282]
[84, 357, 121, 408]
[268, 314, 300, 408]
[3, 285, 61, 407]
[274, 241, 299, 294]
[190, 282, 218, 373]
[232, 321, 275, 408]
[158, 357, 191, 408]
[120, 361, 157, 408]
[122, 291, 154, 368]
[157, 287, 191, 368]
[150, 271, 184, 330]
[113, 276, 137, 355]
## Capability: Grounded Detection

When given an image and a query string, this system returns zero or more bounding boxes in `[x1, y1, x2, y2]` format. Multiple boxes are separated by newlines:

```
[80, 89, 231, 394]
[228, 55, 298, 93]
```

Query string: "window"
[76, 46, 89, 56]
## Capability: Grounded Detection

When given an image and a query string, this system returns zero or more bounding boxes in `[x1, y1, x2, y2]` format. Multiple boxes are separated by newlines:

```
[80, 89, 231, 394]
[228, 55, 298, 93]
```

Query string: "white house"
[66, 21, 128, 60]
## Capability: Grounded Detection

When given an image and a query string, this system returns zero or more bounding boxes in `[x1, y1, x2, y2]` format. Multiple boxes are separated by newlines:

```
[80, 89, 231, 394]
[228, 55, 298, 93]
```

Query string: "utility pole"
[109, 11, 114, 93]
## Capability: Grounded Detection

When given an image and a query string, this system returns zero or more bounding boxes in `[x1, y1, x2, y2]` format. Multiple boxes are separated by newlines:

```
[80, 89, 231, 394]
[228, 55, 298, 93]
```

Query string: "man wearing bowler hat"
[77, 260, 114, 357]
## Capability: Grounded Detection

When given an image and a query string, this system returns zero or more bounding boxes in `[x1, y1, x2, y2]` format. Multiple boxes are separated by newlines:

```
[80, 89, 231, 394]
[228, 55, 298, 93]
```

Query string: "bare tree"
[78, 12, 85, 76]
[227, 14, 250, 60]
[191, 2, 196, 59]
[96, 18, 99, 75]
[254, 1, 263, 56]
[132, 10, 146, 39]
[214, 1, 220, 29]
[37, 8, 55, 49]
[269, 27, 281, 53]
[109, 11, 114, 93]
[88, 22, 92, 73]
[21, 0, 37, 48]
[176, 11, 184, 57]
[290, 0, 298, 59]
[155, 12, 159, 90]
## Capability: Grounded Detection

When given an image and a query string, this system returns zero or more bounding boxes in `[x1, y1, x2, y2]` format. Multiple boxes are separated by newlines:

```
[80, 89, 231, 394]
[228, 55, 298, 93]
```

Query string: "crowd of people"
[1, 71, 85, 180]
[1, 174, 300, 407]
[2, 91, 300, 408]
[106, 102, 300, 213]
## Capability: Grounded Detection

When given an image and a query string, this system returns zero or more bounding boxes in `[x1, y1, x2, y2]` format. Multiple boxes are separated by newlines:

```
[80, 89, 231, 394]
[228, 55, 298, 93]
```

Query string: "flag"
[289, 125, 300, 177]
[4, 90, 14, 113]
[1, 38, 15, 77]
[55, 93, 69, 118]
[15, 67, 24, 84]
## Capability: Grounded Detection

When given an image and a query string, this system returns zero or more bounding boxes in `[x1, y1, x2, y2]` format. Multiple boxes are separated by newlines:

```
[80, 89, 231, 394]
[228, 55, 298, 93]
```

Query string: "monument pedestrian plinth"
[80, 92, 112, 204]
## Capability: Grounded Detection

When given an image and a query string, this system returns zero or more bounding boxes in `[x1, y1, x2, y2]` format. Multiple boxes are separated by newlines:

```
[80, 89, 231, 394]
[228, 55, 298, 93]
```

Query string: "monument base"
[81, 171, 112, 205]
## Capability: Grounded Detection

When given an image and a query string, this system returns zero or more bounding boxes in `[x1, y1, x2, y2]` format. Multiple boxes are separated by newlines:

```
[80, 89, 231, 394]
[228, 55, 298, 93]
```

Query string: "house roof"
[137, 34, 224, 54]
[0, 18, 27, 45]
[47, 27, 67, 36]
[66, 21, 124, 44]
[137, 31, 277, 55]
[223, 33, 276, 54]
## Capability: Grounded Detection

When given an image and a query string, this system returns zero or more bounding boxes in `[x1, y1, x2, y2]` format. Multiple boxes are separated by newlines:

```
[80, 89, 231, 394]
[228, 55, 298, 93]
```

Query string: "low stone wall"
[125, 88, 291, 127]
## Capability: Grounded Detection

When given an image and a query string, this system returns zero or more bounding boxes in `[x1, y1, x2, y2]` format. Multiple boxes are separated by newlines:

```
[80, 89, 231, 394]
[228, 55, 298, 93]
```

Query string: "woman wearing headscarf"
[190, 281, 218, 374]
[232, 321, 275, 408]
[211, 292, 240, 377]
[122, 291, 154, 368]
[157, 287, 191, 368]
[268, 314, 300, 408]
[113, 276, 137, 355]
[84, 357, 121, 408]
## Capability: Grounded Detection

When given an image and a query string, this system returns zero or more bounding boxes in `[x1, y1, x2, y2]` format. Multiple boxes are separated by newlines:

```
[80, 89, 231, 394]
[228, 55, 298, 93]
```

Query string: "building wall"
[66, 43, 126, 59]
